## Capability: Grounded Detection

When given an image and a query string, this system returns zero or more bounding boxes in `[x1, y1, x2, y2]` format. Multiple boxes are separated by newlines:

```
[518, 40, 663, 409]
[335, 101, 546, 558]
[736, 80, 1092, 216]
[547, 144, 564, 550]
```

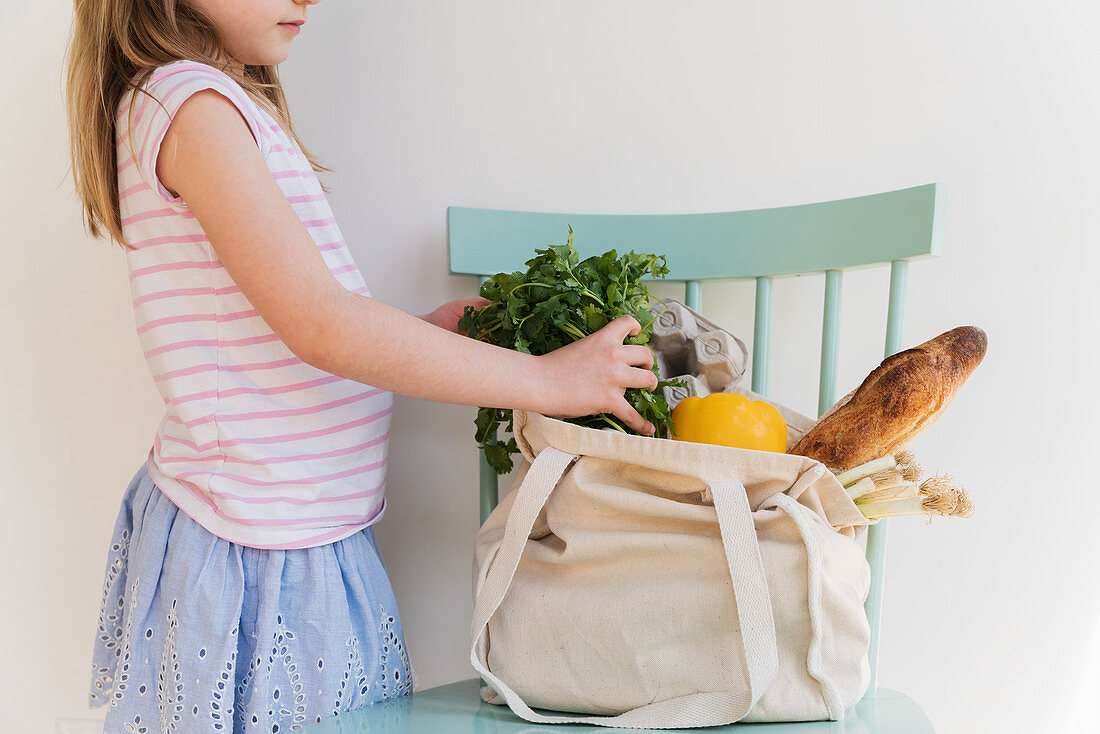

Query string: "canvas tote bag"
[470, 405, 873, 728]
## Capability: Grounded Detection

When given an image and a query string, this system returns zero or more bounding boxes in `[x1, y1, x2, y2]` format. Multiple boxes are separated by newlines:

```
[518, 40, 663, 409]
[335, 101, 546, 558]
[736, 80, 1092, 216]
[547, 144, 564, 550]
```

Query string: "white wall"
[4, 1, 1098, 732]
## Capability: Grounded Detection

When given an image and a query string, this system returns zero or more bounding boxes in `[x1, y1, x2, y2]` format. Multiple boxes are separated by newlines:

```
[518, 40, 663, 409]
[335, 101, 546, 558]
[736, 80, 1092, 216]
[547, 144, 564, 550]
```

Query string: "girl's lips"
[279, 23, 301, 34]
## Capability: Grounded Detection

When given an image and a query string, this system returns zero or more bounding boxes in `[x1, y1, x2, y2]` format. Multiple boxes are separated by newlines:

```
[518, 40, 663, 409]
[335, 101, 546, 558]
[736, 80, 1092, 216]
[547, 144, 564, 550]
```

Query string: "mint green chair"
[304, 184, 942, 733]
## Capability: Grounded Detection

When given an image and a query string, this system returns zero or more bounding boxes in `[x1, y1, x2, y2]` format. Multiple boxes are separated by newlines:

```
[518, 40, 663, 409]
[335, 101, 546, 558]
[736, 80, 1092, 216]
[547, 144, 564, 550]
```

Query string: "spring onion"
[835, 456, 896, 488]
[856, 475, 974, 521]
[834, 451, 973, 522]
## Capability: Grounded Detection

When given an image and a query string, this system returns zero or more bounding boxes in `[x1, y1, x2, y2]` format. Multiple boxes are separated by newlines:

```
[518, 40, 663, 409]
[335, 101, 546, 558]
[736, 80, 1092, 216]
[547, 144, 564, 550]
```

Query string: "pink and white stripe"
[120, 59, 390, 550]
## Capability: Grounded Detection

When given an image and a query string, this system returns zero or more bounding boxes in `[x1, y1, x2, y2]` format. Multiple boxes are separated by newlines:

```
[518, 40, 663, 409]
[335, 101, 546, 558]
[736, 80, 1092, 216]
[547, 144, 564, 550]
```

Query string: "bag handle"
[469, 446, 779, 729]
[764, 492, 846, 719]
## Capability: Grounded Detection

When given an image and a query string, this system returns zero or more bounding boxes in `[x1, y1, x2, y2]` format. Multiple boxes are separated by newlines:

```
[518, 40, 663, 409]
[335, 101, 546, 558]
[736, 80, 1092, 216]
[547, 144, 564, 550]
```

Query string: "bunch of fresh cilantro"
[458, 226, 683, 474]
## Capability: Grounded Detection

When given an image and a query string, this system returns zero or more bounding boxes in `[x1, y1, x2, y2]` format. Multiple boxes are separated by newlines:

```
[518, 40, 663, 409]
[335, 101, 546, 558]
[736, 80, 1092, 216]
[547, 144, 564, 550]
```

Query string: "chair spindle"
[753, 276, 773, 397]
[819, 269, 843, 417]
[684, 280, 702, 312]
[863, 259, 909, 697]
[477, 275, 499, 525]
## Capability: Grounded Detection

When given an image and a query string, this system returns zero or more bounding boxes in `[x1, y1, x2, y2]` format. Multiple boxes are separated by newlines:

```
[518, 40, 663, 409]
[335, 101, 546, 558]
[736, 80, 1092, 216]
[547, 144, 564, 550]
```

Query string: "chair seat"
[301, 678, 935, 733]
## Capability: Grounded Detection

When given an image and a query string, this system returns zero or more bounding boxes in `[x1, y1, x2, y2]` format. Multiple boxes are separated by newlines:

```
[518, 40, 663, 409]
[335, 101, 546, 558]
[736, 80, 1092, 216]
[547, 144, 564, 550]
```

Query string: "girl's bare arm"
[156, 90, 658, 433]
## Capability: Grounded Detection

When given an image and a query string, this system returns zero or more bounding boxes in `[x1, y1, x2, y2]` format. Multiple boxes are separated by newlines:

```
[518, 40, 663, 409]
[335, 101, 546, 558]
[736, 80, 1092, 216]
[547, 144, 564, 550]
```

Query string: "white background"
[3, 2, 1098, 732]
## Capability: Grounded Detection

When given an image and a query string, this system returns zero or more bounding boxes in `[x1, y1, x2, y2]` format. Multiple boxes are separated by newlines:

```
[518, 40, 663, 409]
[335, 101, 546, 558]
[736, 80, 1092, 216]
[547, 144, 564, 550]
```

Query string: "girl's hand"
[538, 315, 659, 436]
[420, 297, 492, 334]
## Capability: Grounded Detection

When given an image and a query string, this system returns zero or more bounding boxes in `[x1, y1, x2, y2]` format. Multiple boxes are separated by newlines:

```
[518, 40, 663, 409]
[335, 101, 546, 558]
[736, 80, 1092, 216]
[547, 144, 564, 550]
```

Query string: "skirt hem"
[89, 460, 416, 732]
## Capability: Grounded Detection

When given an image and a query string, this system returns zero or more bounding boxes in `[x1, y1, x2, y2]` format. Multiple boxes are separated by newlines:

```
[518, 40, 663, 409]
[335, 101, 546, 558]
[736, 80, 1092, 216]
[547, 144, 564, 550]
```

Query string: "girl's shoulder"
[121, 58, 271, 134]
[118, 59, 277, 195]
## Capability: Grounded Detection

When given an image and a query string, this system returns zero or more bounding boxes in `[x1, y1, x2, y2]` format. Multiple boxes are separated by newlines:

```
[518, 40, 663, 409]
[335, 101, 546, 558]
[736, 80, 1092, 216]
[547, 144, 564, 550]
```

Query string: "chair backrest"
[447, 182, 944, 698]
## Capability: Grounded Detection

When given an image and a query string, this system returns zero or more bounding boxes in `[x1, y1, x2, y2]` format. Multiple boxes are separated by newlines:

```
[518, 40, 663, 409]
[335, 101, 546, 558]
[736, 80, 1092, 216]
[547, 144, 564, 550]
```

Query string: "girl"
[65, 0, 659, 731]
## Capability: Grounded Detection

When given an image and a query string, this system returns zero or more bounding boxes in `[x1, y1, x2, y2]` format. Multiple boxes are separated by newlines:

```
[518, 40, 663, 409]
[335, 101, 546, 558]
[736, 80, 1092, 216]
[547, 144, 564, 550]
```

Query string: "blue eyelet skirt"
[88, 459, 418, 733]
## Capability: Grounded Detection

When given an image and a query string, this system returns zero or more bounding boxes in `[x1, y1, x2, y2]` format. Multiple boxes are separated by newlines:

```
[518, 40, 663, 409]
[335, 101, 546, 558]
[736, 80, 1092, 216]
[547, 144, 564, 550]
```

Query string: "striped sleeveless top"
[116, 60, 392, 549]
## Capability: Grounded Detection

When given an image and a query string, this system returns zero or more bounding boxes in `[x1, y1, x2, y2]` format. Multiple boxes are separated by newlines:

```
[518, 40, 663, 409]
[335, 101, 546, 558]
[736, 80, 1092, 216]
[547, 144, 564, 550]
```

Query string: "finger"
[610, 396, 654, 436]
[603, 314, 642, 342]
[621, 365, 659, 391]
[619, 345, 655, 370]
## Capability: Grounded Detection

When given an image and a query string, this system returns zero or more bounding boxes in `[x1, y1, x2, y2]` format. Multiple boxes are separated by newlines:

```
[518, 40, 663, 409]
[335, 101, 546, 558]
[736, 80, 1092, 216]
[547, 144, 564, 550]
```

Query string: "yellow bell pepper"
[670, 393, 787, 453]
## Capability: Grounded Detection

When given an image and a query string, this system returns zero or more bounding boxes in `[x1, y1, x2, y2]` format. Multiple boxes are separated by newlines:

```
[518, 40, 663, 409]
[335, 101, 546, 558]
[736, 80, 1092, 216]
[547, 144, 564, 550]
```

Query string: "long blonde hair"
[64, 0, 332, 250]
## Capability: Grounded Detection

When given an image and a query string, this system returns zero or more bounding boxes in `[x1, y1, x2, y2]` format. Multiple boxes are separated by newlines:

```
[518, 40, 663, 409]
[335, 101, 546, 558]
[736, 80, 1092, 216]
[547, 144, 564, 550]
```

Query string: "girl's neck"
[209, 50, 245, 76]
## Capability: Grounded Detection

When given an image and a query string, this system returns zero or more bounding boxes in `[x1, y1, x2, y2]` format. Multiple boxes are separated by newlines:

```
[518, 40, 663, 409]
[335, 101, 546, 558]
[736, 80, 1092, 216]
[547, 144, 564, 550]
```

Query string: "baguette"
[790, 326, 987, 472]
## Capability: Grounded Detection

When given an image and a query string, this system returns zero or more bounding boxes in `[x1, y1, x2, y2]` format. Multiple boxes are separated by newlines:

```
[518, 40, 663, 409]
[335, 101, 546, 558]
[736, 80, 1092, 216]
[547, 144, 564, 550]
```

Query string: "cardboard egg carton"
[647, 299, 749, 402]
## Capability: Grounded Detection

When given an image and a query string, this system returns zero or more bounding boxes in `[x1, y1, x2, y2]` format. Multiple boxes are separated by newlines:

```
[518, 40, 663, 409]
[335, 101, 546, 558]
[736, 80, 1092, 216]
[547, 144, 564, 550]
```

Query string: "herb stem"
[560, 262, 608, 308]
[634, 294, 672, 335]
[599, 415, 628, 433]
[481, 321, 505, 337]
[557, 322, 588, 341]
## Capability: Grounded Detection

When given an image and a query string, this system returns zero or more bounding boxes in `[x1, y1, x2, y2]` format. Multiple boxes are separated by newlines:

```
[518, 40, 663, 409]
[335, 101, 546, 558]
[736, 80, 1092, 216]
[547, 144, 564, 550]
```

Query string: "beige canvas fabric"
[471, 407, 873, 728]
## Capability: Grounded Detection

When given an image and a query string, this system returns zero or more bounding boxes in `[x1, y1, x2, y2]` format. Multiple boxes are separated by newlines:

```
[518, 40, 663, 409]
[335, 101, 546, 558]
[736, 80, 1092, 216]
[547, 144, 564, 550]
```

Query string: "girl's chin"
[235, 50, 291, 68]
